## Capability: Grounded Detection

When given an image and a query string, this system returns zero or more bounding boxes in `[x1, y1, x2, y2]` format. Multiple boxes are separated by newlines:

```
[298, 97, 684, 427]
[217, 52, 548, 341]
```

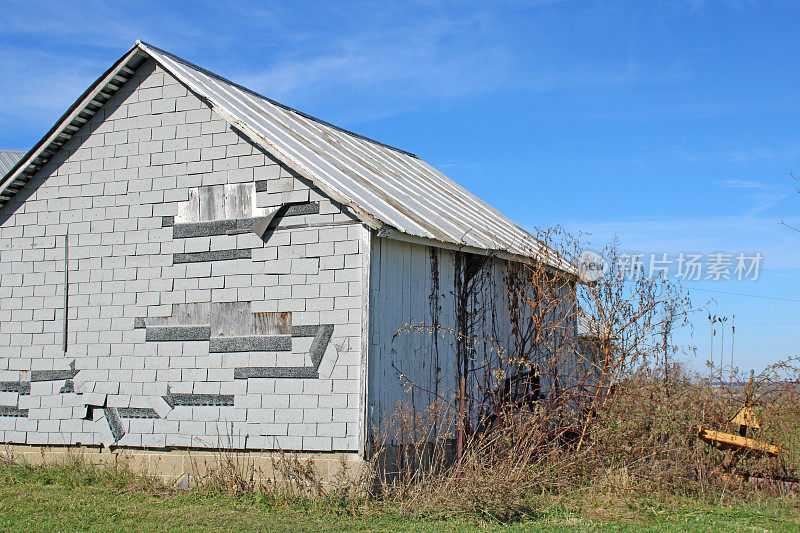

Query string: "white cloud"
[556, 215, 800, 270]
[0, 0, 699, 134]
[229, 11, 514, 116]
[714, 178, 791, 215]
[718, 179, 773, 189]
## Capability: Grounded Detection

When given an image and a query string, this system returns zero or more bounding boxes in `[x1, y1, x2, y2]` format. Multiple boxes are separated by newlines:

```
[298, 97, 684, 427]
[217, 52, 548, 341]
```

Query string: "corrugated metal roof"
[138, 42, 552, 261]
[0, 41, 573, 270]
[0, 150, 25, 178]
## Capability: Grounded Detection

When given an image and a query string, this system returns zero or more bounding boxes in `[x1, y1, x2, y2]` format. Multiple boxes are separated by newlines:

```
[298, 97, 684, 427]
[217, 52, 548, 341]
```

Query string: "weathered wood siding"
[366, 236, 578, 445]
[367, 237, 458, 439]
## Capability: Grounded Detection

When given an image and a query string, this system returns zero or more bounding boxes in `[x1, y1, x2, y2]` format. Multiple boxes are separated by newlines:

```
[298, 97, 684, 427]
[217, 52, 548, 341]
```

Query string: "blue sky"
[2, 0, 800, 374]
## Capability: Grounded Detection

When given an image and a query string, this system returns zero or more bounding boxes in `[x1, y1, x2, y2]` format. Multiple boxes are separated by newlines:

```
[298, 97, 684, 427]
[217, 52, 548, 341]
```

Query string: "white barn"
[0, 42, 575, 477]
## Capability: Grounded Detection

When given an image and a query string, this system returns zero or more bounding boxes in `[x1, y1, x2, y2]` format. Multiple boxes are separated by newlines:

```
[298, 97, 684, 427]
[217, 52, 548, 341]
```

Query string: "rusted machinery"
[698, 405, 781, 458]
[697, 374, 795, 488]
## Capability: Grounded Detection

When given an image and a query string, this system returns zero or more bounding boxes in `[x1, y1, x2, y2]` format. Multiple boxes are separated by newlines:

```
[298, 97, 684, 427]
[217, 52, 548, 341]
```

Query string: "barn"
[0, 41, 577, 478]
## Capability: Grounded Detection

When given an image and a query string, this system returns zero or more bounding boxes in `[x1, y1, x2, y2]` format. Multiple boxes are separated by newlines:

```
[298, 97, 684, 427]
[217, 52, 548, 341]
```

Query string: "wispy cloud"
[209, 2, 688, 124]
[665, 0, 760, 14]
[716, 178, 790, 215]
[0, 0, 699, 135]
[718, 179, 772, 189]
[556, 215, 800, 269]
[0, 0, 207, 49]
[227, 9, 515, 121]
[0, 0, 212, 141]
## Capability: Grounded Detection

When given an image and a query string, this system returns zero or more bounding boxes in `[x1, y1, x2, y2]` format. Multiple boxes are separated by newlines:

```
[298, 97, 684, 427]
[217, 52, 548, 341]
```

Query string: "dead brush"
[263, 452, 326, 498]
[369, 401, 591, 520]
[407, 419, 585, 519]
[192, 447, 261, 495]
[188, 424, 263, 495]
[189, 444, 326, 498]
[575, 365, 800, 499]
[192, 426, 366, 504]
[365, 361, 800, 520]
[583, 372, 721, 495]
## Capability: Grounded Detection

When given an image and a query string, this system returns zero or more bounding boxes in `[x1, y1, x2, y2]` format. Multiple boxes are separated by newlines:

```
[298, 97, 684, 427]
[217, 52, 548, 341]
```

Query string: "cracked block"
[150, 396, 173, 419]
[94, 415, 115, 447]
[82, 392, 107, 407]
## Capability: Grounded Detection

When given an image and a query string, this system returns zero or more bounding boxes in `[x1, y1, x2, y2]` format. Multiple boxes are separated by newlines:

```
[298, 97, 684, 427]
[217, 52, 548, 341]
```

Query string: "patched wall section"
[0, 59, 364, 452]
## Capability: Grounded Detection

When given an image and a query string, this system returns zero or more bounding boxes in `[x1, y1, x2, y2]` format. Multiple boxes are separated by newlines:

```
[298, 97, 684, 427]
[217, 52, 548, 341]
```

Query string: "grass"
[0, 460, 798, 532]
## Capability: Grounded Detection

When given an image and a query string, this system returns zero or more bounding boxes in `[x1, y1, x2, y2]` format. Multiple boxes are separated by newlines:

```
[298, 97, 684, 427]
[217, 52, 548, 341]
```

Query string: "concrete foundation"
[0, 443, 366, 486]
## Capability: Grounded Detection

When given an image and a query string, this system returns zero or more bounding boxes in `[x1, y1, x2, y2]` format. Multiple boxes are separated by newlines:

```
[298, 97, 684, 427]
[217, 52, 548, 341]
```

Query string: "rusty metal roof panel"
[0, 150, 25, 178]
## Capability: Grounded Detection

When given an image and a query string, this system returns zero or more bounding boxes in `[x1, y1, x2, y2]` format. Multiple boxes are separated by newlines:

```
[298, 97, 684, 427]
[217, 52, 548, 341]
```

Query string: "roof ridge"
[136, 41, 418, 159]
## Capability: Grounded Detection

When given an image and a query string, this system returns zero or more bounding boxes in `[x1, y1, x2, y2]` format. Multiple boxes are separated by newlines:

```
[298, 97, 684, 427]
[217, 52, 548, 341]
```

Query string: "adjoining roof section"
[0, 150, 26, 177]
[0, 41, 572, 271]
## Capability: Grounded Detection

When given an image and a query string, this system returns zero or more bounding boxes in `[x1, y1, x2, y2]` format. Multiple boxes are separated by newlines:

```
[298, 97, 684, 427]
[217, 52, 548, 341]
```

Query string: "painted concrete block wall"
[366, 236, 577, 443]
[0, 59, 365, 452]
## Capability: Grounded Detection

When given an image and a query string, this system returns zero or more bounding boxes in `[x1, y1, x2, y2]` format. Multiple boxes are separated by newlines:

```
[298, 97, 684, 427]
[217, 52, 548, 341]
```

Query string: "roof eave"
[377, 226, 579, 278]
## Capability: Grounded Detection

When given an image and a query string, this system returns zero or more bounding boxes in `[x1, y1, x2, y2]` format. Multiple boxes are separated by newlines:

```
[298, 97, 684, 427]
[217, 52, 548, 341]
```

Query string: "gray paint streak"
[284, 202, 319, 216]
[309, 324, 334, 368]
[104, 407, 126, 442]
[0, 382, 25, 393]
[0, 406, 28, 417]
[118, 407, 160, 419]
[234, 324, 334, 379]
[234, 367, 318, 379]
[173, 218, 255, 238]
[163, 392, 234, 407]
[173, 249, 251, 263]
[31, 369, 79, 382]
[145, 325, 211, 342]
[290, 325, 319, 337]
[63, 234, 69, 353]
[209, 336, 291, 353]
[173, 204, 320, 239]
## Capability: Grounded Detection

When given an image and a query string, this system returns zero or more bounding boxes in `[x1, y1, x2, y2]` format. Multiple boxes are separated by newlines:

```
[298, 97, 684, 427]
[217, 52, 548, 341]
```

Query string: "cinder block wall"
[0, 59, 365, 452]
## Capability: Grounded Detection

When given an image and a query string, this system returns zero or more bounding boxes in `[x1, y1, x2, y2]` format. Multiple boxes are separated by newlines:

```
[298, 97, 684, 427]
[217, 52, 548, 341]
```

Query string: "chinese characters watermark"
[577, 251, 762, 283]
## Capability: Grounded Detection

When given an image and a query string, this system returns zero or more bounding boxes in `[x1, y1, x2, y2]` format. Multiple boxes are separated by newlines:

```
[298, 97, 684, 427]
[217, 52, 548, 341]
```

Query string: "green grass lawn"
[0, 461, 798, 532]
